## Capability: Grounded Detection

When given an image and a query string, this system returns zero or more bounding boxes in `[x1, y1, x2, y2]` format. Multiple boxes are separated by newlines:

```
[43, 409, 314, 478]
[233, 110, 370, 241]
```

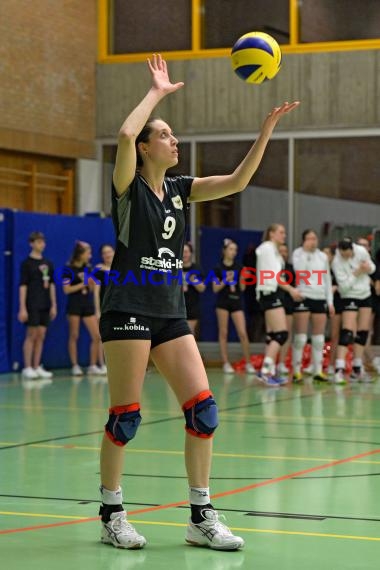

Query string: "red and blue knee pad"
[105, 391, 218, 446]
[105, 403, 141, 446]
[182, 390, 219, 438]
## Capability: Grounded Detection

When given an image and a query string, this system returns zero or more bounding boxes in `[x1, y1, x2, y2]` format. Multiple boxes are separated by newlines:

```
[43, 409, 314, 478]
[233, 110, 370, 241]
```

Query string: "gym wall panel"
[1, 0, 96, 158]
[96, 51, 380, 137]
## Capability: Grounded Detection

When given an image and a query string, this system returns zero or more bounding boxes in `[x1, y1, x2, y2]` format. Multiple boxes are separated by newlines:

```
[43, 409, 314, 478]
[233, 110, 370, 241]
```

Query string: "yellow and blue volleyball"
[231, 31, 282, 84]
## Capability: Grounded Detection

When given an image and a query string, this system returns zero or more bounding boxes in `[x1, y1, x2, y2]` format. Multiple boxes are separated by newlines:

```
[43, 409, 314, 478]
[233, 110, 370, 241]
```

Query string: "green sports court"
[1, 370, 380, 569]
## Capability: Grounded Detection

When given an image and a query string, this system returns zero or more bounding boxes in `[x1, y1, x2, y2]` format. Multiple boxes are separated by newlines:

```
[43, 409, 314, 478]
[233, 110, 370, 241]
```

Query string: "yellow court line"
[0, 404, 175, 416]
[0, 511, 85, 520]
[2, 442, 380, 464]
[1, 512, 379, 542]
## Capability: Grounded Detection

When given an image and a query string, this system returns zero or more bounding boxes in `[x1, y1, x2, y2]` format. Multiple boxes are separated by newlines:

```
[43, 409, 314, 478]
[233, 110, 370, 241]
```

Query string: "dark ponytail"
[135, 118, 159, 167]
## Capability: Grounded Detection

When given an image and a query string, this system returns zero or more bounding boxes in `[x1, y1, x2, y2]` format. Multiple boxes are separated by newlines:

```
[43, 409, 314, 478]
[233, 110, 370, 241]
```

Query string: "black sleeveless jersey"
[214, 261, 244, 302]
[101, 174, 194, 318]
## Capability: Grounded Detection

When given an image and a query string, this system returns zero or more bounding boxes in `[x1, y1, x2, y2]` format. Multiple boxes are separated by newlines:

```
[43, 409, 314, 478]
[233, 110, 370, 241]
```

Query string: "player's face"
[102, 246, 114, 266]
[340, 248, 353, 260]
[303, 232, 318, 251]
[279, 244, 288, 261]
[31, 238, 46, 253]
[224, 243, 237, 260]
[81, 247, 92, 263]
[272, 226, 286, 245]
[144, 120, 179, 168]
[357, 239, 370, 252]
[183, 245, 192, 264]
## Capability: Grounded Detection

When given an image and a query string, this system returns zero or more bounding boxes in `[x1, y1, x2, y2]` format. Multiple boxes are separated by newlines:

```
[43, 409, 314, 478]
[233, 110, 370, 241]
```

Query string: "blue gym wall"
[0, 211, 262, 377]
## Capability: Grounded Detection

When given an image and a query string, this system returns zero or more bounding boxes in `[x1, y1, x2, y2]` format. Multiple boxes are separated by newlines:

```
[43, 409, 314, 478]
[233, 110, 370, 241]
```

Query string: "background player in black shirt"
[98, 53, 300, 551]
[18, 231, 56, 380]
[94, 244, 115, 374]
[182, 242, 205, 336]
[63, 241, 103, 377]
[213, 238, 255, 374]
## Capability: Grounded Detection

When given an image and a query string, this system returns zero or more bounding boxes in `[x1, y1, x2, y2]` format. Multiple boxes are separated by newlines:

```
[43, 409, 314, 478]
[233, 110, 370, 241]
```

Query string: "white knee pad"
[312, 334, 325, 351]
[293, 333, 307, 349]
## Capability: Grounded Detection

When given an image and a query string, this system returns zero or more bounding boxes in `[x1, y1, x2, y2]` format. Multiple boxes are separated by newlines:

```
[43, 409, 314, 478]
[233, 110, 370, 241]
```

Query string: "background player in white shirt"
[255, 224, 302, 385]
[291, 230, 334, 383]
[332, 238, 375, 383]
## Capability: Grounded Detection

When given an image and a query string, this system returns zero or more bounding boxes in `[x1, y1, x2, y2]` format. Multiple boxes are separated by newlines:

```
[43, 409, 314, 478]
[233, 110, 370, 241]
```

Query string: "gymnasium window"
[203, 0, 290, 48]
[299, 0, 380, 43]
[101, 0, 380, 60]
[111, 0, 191, 54]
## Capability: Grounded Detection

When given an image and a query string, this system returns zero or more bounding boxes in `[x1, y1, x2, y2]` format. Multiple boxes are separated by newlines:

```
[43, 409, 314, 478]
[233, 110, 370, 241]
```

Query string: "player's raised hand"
[262, 101, 300, 134]
[147, 53, 184, 95]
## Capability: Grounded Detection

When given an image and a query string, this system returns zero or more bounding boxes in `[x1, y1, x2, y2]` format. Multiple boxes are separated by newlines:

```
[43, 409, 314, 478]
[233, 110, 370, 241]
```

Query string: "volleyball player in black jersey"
[63, 241, 102, 376]
[95, 244, 115, 308]
[182, 242, 205, 335]
[98, 53, 299, 551]
[213, 238, 255, 374]
[94, 244, 115, 374]
[18, 231, 56, 380]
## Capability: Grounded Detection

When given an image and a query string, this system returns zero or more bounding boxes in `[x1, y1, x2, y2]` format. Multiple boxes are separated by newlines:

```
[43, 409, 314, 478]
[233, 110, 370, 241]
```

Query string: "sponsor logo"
[158, 247, 175, 258]
[112, 317, 150, 332]
[140, 246, 183, 272]
[171, 195, 183, 210]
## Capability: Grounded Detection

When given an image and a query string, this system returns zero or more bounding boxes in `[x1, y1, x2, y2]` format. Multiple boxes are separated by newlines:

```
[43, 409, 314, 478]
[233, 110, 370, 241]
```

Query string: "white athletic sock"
[293, 334, 307, 373]
[262, 356, 274, 374]
[335, 359, 345, 371]
[312, 334, 325, 375]
[353, 358, 363, 369]
[189, 487, 210, 506]
[100, 485, 123, 505]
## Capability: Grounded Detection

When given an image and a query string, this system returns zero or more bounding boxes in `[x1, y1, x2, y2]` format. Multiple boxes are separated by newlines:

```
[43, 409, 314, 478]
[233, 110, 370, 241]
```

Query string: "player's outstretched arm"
[189, 102, 300, 203]
[113, 54, 184, 196]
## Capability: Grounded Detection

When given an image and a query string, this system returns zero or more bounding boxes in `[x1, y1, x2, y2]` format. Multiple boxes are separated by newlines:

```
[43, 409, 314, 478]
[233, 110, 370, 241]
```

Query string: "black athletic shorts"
[293, 298, 327, 314]
[67, 307, 95, 317]
[186, 309, 200, 320]
[280, 294, 294, 315]
[258, 291, 284, 312]
[26, 309, 50, 327]
[216, 298, 243, 313]
[341, 296, 373, 312]
[334, 293, 344, 315]
[185, 301, 201, 321]
[99, 311, 192, 348]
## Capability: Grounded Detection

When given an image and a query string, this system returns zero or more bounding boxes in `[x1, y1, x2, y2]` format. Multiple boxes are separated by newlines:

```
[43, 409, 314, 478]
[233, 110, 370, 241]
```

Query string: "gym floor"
[1, 369, 380, 570]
